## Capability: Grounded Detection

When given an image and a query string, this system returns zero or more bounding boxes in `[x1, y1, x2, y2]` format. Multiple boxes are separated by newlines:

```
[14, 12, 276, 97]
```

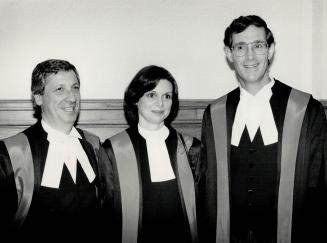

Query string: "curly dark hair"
[224, 15, 275, 49]
[124, 65, 179, 127]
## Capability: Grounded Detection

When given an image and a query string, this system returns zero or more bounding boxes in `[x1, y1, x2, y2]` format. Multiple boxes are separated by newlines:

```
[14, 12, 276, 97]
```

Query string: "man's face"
[34, 70, 80, 133]
[225, 25, 275, 90]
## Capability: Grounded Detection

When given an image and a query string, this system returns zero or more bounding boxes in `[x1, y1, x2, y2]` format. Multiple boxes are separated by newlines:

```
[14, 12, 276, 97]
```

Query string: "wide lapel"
[23, 121, 49, 195]
[269, 80, 291, 144]
[269, 80, 292, 213]
[226, 88, 240, 168]
[226, 87, 240, 218]
[125, 127, 145, 241]
[111, 128, 142, 243]
[210, 89, 239, 243]
[165, 128, 178, 179]
[78, 132, 99, 177]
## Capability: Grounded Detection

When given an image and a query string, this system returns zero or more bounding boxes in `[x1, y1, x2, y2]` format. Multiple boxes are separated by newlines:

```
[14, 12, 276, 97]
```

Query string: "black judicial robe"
[0, 121, 107, 239]
[100, 126, 201, 243]
[198, 80, 327, 243]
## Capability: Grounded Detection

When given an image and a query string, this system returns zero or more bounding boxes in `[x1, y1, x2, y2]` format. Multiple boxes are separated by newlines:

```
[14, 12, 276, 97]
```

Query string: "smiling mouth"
[63, 107, 76, 112]
[152, 110, 164, 114]
[244, 64, 259, 68]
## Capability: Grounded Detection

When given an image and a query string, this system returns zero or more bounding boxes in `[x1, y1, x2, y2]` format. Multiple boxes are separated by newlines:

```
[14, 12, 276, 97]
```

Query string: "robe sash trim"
[110, 130, 198, 243]
[110, 131, 140, 243]
[3, 129, 101, 230]
[277, 89, 310, 243]
[210, 89, 310, 243]
[3, 133, 34, 229]
[82, 129, 100, 160]
[210, 95, 230, 243]
[177, 133, 198, 243]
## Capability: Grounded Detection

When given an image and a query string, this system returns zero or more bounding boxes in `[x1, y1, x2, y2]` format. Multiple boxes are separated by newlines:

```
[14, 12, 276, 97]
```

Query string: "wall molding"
[0, 99, 326, 141]
[0, 99, 210, 140]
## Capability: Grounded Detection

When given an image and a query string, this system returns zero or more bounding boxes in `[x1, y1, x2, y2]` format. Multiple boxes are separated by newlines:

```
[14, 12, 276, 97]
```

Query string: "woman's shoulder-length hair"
[124, 65, 179, 127]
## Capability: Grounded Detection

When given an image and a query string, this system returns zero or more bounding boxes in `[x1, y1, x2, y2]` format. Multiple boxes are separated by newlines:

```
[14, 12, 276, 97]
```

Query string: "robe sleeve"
[99, 139, 121, 243]
[305, 98, 327, 188]
[187, 136, 201, 182]
[197, 105, 218, 243]
[300, 98, 327, 242]
[0, 141, 18, 232]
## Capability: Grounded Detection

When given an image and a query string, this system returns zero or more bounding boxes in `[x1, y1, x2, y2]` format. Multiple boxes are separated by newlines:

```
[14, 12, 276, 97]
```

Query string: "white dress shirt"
[231, 80, 278, 146]
[41, 120, 96, 188]
[138, 124, 176, 183]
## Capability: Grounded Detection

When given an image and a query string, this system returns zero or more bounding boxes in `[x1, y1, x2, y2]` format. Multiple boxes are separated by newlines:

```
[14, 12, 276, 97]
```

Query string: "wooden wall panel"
[0, 99, 209, 141]
[0, 99, 326, 141]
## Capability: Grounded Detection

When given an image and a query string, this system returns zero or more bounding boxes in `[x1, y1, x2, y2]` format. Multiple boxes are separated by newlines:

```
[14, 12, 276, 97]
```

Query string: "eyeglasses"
[231, 41, 268, 57]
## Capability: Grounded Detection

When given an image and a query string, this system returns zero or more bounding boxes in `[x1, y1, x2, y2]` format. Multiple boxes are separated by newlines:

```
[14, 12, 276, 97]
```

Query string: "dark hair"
[31, 59, 80, 118]
[124, 65, 179, 127]
[224, 15, 275, 48]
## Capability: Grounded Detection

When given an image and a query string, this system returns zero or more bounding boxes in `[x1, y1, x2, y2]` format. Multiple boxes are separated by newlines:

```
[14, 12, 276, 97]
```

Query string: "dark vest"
[139, 141, 191, 243]
[20, 162, 101, 239]
[230, 128, 277, 242]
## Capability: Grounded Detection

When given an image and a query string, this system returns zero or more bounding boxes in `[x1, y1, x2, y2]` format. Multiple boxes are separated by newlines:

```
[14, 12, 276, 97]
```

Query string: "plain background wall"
[0, 0, 326, 100]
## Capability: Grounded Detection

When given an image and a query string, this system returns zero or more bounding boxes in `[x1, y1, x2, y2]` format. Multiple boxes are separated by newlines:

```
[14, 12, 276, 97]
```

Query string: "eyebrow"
[146, 90, 172, 94]
[161, 91, 173, 95]
[234, 40, 266, 45]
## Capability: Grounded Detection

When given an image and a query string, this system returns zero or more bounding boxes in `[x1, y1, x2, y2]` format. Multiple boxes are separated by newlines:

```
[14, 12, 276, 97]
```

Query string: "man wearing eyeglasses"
[198, 15, 327, 243]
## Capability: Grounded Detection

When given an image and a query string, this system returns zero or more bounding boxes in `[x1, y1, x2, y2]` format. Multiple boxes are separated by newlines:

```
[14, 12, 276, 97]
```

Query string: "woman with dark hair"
[100, 65, 201, 243]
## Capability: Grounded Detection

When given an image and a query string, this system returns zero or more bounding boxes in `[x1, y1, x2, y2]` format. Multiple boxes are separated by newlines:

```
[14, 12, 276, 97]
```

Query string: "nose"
[156, 96, 164, 107]
[245, 44, 255, 60]
[66, 89, 77, 103]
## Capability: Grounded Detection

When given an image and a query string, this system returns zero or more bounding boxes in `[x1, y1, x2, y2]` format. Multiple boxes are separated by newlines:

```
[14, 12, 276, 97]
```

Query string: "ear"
[268, 43, 275, 61]
[33, 94, 43, 106]
[224, 46, 234, 63]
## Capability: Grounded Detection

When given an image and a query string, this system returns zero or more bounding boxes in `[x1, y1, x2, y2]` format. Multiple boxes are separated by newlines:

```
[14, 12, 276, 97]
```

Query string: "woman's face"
[137, 79, 173, 130]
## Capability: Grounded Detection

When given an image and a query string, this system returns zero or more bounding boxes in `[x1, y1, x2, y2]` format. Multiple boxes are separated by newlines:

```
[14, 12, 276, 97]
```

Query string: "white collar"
[239, 79, 275, 101]
[138, 124, 169, 141]
[231, 79, 278, 146]
[41, 119, 81, 141]
[40, 120, 96, 188]
[138, 124, 175, 182]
